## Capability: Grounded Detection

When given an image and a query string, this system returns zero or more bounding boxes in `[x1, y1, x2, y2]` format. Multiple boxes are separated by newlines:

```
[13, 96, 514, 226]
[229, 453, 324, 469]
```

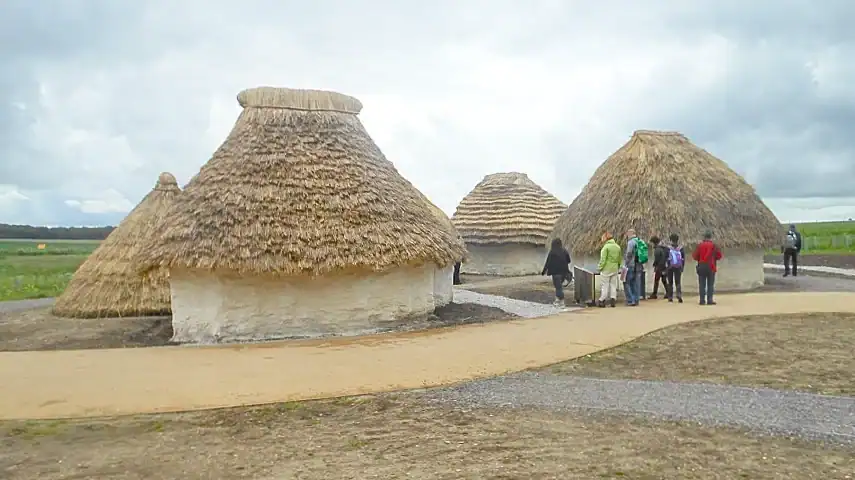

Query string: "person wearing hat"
[692, 230, 722, 305]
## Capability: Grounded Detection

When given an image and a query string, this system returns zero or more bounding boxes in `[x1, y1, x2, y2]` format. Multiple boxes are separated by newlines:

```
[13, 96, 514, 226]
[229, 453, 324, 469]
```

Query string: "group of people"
[542, 229, 724, 308]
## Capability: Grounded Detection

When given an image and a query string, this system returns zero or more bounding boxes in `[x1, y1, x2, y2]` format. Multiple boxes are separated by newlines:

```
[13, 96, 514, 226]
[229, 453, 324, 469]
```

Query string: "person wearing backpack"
[692, 230, 722, 305]
[622, 228, 646, 306]
[648, 236, 669, 299]
[664, 233, 686, 303]
[781, 224, 802, 277]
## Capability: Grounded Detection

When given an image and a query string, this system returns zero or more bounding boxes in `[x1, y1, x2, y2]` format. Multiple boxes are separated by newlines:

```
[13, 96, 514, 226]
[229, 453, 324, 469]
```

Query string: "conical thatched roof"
[550, 130, 781, 256]
[136, 87, 465, 276]
[52, 172, 181, 318]
[451, 172, 566, 245]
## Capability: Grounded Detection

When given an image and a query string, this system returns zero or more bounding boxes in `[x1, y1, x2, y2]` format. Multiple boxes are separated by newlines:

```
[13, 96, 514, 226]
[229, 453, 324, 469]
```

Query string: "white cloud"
[64, 188, 134, 214]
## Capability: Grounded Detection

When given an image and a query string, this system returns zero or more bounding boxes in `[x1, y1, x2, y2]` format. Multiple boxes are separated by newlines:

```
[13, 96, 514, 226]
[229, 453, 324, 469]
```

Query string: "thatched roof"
[135, 87, 465, 277]
[52, 172, 180, 318]
[550, 130, 782, 256]
[451, 172, 566, 245]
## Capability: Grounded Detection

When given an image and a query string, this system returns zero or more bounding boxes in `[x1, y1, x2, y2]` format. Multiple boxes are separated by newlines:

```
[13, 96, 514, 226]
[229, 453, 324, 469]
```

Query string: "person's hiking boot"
[677, 297, 683, 303]
[553, 298, 564, 308]
[609, 299, 616, 308]
[597, 300, 606, 308]
[699, 300, 706, 305]
[707, 301, 716, 305]
[648, 294, 658, 299]
[668, 297, 673, 303]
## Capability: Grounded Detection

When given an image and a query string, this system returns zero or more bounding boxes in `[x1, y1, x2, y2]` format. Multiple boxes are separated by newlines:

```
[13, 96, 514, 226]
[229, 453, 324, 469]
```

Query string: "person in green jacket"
[597, 232, 622, 308]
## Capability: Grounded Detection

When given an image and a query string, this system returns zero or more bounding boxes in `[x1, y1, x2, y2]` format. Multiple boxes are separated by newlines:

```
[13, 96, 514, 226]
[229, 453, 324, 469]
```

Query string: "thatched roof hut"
[452, 172, 566, 275]
[52, 172, 181, 318]
[136, 87, 465, 343]
[550, 130, 781, 291]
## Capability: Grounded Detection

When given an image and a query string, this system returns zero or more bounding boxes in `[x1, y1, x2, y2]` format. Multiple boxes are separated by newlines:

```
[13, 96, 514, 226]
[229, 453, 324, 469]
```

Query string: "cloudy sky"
[2, 0, 854, 227]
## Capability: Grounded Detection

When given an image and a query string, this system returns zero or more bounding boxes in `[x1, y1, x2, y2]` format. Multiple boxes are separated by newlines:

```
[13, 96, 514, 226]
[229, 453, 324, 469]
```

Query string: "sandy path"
[1, 291, 854, 420]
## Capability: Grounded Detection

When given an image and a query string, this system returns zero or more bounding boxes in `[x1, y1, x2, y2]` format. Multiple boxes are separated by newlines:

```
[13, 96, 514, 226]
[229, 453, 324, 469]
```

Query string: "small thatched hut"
[136, 87, 465, 344]
[52, 172, 181, 318]
[452, 172, 566, 275]
[549, 130, 781, 292]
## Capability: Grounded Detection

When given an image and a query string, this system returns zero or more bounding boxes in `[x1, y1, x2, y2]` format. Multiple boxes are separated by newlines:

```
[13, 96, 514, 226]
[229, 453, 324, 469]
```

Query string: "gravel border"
[453, 288, 580, 318]
[764, 263, 855, 278]
[0, 298, 54, 314]
[427, 372, 855, 445]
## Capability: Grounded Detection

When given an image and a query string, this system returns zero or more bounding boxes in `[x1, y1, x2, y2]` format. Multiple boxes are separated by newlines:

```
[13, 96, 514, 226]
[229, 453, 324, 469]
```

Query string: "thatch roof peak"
[52, 173, 181, 318]
[550, 130, 781, 256]
[237, 87, 363, 114]
[135, 86, 465, 277]
[452, 172, 566, 246]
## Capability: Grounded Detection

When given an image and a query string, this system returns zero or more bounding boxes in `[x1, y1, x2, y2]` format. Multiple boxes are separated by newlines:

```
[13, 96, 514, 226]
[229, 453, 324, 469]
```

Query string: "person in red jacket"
[692, 230, 722, 305]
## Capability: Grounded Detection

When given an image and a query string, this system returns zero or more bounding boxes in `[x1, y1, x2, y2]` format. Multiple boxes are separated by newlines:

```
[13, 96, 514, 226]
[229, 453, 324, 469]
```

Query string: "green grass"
[0, 239, 100, 257]
[789, 221, 855, 237]
[0, 253, 90, 301]
[770, 221, 855, 254]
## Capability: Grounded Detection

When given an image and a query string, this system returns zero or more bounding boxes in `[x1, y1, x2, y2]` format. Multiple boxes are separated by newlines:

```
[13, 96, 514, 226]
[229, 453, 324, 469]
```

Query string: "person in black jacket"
[648, 236, 669, 299]
[542, 238, 572, 308]
[782, 224, 802, 277]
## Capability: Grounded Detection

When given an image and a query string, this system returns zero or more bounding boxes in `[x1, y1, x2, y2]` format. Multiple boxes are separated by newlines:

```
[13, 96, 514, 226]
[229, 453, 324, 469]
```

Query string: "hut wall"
[460, 243, 546, 276]
[169, 265, 438, 344]
[575, 248, 765, 297]
[433, 265, 454, 306]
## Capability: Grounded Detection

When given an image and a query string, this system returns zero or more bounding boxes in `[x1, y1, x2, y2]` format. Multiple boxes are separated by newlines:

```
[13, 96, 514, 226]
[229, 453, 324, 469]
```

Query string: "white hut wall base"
[169, 265, 439, 344]
[460, 243, 546, 276]
[433, 265, 454, 307]
[576, 248, 765, 296]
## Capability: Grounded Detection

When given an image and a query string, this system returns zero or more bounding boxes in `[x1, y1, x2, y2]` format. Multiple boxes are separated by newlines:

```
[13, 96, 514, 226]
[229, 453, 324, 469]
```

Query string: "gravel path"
[765, 262, 855, 278]
[0, 298, 54, 314]
[428, 372, 855, 445]
[453, 288, 580, 318]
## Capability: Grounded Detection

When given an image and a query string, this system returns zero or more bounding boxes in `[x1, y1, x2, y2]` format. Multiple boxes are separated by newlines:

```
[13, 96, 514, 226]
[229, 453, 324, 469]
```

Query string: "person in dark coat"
[542, 238, 572, 308]
[648, 236, 669, 299]
[452, 261, 462, 285]
[781, 224, 802, 277]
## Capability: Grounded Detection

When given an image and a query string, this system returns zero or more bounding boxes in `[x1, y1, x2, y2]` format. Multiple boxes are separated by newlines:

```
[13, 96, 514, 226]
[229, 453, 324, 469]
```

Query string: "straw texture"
[52, 173, 181, 318]
[550, 130, 782, 256]
[136, 87, 465, 276]
[452, 172, 566, 245]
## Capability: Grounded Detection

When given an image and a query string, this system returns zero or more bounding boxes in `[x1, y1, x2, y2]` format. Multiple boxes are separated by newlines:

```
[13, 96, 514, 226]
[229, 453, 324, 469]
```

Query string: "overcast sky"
[2, 0, 854, 227]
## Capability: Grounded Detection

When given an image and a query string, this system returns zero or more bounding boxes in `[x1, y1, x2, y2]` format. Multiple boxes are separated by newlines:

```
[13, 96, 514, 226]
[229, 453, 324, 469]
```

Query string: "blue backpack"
[667, 246, 684, 269]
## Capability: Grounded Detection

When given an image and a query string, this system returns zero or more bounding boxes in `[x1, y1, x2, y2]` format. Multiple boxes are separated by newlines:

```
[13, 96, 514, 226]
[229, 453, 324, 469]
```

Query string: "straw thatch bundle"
[452, 172, 566, 245]
[135, 87, 465, 276]
[550, 130, 781, 256]
[52, 172, 180, 318]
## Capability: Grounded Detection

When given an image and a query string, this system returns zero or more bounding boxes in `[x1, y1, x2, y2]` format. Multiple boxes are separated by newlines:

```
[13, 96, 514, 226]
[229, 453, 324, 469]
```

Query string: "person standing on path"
[542, 238, 572, 308]
[782, 224, 802, 277]
[692, 230, 722, 305]
[622, 228, 643, 306]
[664, 233, 686, 303]
[596, 232, 622, 308]
[648, 236, 669, 299]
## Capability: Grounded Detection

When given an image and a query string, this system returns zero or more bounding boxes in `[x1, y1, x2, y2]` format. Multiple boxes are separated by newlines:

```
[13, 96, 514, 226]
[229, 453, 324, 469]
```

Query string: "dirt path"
[2, 292, 855, 420]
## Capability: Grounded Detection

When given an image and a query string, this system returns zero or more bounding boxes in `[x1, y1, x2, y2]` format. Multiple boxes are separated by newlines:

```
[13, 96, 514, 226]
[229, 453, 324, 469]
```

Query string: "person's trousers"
[453, 262, 462, 285]
[624, 267, 641, 304]
[665, 268, 683, 299]
[599, 272, 619, 301]
[783, 249, 798, 276]
[551, 274, 565, 300]
[651, 268, 667, 296]
[696, 264, 716, 304]
[639, 269, 646, 299]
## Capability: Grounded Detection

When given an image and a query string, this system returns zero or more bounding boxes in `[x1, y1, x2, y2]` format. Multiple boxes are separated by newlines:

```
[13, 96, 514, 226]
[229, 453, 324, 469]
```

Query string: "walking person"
[452, 260, 462, 285]
[622, 228, 644, 306]
[782, 224, 802, 277]
[692, 230, 722, 305]
[664, 233, 686, 303]
[542, 238, 572, 308]
[648, 236, 669, 299]
[596, 232, 622, 308]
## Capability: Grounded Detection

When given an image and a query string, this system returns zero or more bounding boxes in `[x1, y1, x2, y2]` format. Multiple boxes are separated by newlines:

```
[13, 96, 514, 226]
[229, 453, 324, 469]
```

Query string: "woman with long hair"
[542, 237, 572, 308]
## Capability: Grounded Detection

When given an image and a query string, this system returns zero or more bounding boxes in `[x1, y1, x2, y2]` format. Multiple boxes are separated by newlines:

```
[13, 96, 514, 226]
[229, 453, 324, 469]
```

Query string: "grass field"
[0, 240, 99, 302]
[767, 221, 855, 254]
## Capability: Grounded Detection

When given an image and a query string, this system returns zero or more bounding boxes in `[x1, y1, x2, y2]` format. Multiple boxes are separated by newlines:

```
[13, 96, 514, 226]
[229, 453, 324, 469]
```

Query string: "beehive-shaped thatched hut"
[452, 172, 566, 276]
[136, 87, 466, 344]
[549, 130, 781, 292]
[52, 172, 181, 318]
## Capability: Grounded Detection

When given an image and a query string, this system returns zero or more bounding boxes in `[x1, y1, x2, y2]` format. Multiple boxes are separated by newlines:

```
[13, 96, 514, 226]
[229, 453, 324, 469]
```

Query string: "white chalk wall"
[169, 264, 442, 344]
[461, 243, 546, 276]
[574, 248, 765, 295]
[433, 265, 454, 306]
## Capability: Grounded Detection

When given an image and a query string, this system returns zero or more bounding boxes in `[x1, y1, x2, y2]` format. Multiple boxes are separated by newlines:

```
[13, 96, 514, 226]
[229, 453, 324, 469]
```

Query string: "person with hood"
[542, 238, 572, 308]
[622, 228, 642, 306]
[782, 224, 802, 277]
[596, 232, 622, 307]
[648, 236, 669, 299]
[664, 233, 686, 303]
[692, 230, 722, 305]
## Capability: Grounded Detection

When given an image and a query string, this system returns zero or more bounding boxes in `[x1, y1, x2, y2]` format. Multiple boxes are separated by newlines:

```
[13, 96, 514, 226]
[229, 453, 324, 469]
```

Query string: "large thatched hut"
[452, 172, 566, 275]
[52, 172, 181, 318]
[136, 87, 465, 344]
[549, 130, 781, 292]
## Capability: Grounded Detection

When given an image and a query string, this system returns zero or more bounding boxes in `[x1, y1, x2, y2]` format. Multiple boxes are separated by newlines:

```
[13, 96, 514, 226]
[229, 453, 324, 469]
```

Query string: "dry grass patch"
[548, 313, 855, 396]
[1, 394, 852, 479]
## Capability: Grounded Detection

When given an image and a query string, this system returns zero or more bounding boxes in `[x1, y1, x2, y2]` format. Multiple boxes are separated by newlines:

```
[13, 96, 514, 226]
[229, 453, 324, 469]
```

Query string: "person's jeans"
[551, 274, 565, 300]
[652, 268, 665, 296]
[696, 264, 716, 304]
[783, 248, 798, 276]
[624, 267, 641, 304]
[665, 268, 682, 300]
